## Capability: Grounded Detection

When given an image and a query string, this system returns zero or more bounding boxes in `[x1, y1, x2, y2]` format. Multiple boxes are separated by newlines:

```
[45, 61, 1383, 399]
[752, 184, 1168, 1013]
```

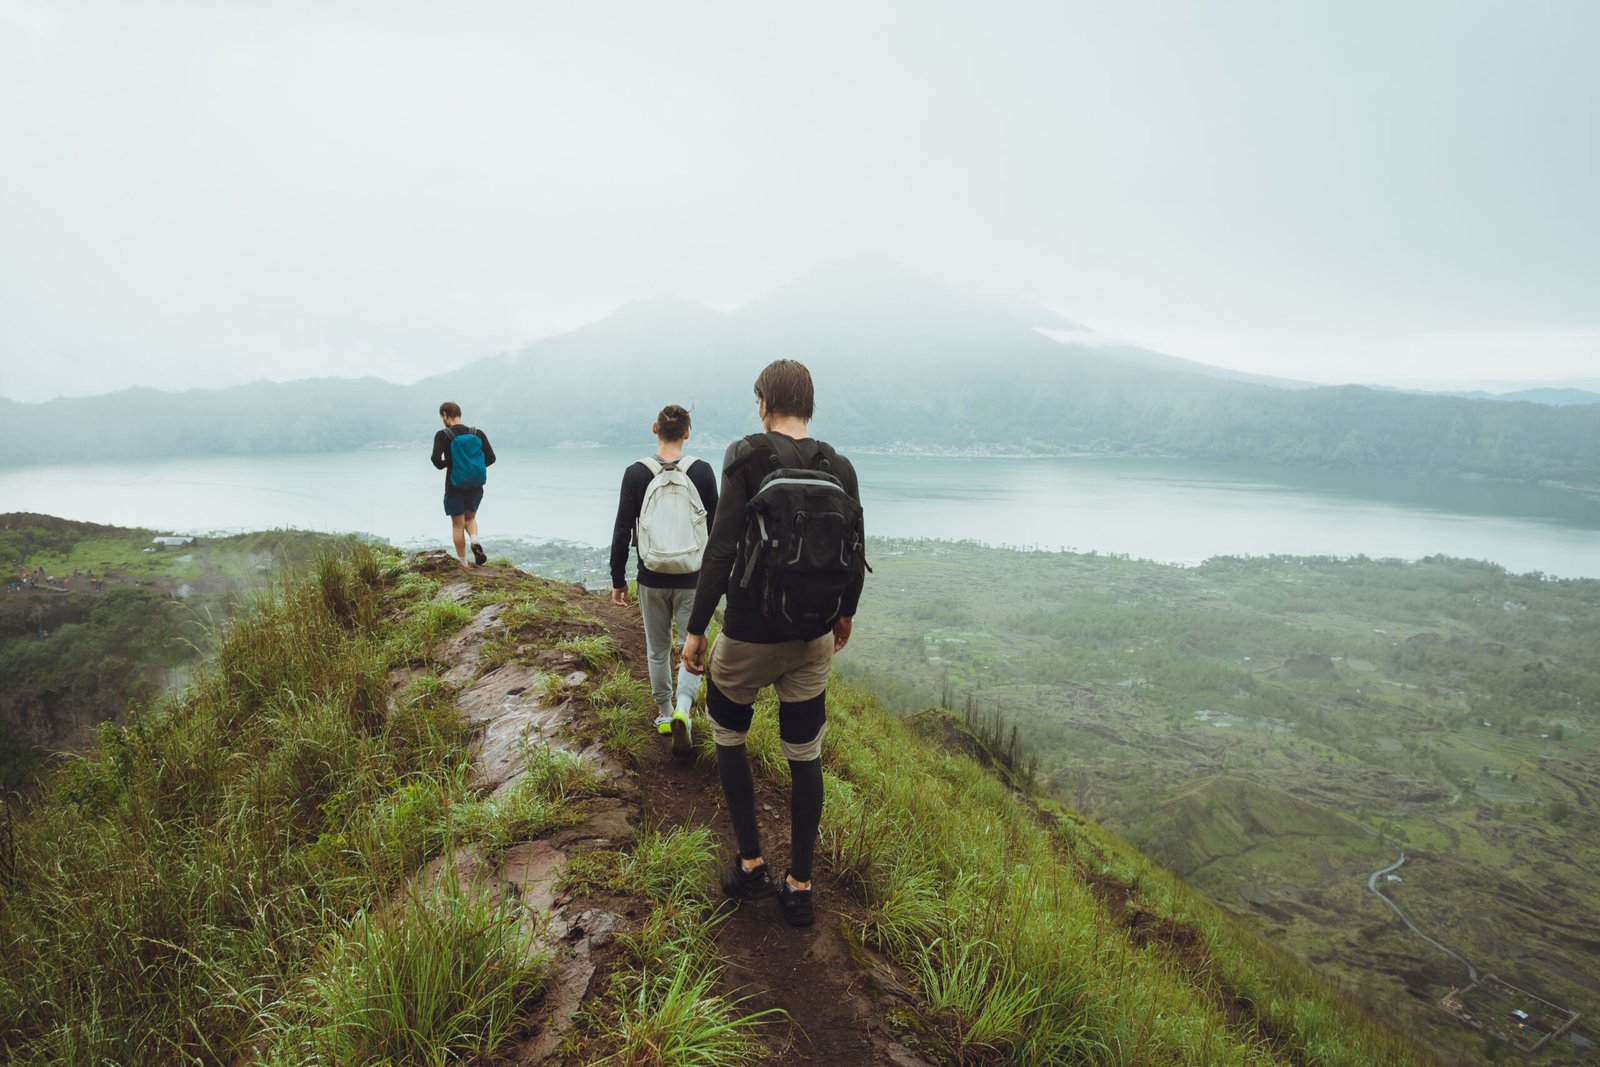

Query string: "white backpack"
[635, 456, 708, 574]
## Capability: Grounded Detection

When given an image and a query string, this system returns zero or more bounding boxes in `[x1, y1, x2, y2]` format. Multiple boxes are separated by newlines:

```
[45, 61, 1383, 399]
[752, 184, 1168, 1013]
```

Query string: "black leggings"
[709, 679, 825, 884]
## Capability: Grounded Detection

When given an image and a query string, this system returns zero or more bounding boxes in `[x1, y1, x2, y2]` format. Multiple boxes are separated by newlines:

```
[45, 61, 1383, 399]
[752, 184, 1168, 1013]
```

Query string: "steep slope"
[1041, 332, 1314, 389]
[0, 514, 357, 790]
[15, 255, 1600, 489]
[8, 258, 1599, 487]
[0, 549, 1440, 1065]
[988, 293, 1088, 330]
[415, 295, 754, 447]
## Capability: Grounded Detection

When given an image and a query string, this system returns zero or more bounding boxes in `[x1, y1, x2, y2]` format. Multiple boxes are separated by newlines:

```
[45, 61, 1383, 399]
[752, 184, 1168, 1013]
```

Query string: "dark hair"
[439, 401, 462, 418]
[655, 404, 691, 442]
[752, 360, 814, 421]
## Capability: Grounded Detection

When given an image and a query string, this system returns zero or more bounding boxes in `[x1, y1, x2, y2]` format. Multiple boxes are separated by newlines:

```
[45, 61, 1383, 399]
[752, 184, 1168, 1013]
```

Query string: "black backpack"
[732, 433, 866, 640]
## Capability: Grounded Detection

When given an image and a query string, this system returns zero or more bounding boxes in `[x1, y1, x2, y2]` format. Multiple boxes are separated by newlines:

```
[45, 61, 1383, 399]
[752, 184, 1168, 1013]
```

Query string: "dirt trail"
[585, 593, 930, 1066]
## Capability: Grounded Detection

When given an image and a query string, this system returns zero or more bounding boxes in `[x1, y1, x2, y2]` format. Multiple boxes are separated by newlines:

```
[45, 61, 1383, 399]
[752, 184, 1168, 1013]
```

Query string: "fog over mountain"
[7, 258, 1598, 490]
[2, 1, 1598, 401]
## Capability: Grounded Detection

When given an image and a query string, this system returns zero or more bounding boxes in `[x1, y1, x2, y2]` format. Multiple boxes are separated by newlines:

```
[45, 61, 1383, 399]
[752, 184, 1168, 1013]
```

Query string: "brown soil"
[575, 592, 928, 1066]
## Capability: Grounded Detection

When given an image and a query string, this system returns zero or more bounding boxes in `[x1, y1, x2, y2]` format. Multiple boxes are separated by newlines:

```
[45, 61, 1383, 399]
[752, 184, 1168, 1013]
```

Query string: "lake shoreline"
[4, 447, 1596, 578]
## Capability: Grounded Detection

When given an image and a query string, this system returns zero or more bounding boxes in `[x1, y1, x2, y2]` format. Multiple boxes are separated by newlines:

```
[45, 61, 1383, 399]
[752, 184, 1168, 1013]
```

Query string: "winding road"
[1367, 853, 1479, 984]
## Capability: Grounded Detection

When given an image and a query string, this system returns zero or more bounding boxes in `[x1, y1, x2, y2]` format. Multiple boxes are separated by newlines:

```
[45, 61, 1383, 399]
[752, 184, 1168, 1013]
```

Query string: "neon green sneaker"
[670, 709, 694, 759]
[654, 712, 673, 735]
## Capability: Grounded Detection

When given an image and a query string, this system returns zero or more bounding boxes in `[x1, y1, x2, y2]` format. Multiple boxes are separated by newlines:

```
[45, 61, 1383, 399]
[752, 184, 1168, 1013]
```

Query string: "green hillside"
[0, 548, 1433, 1065]
[0, 513, 357, 791]
[841, 540, 1600, 1063]
[1129, 776, 1366, 880]
[8, 260, 1599, 488]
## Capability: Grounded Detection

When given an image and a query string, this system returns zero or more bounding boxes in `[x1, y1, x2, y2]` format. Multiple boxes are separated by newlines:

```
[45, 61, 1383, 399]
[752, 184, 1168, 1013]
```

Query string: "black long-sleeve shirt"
[689, 431, 864, 642]
[609, 456, 719, 590]
[431, 425, 497, 497]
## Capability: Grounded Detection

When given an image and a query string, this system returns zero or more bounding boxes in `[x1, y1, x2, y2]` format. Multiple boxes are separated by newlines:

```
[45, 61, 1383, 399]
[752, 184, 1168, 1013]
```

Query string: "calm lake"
[4, 447, 1597, 577]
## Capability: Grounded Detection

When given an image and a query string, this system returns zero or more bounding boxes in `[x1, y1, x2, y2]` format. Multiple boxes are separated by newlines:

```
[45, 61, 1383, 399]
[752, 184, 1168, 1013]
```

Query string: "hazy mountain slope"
[1420, 387, 1600, 406]
[8, 258, 1599, 488]
[988, 292, 1087, 330]
[1041, 334, 1314, 389]
[10, 378, 414, 461]
[1497, 388, 1600, 405]
[415, 295, 755, 447]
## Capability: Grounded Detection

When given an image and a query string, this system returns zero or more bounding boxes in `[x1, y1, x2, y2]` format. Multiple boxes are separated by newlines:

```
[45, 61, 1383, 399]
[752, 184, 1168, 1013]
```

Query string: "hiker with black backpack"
[431, 401, 496, 567]
[609, 404, 719, 755]
[682, 360, 866, 927]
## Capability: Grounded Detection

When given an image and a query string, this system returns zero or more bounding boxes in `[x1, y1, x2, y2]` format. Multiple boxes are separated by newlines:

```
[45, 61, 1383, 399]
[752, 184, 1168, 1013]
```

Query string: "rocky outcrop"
[407, 564, 639, 1060]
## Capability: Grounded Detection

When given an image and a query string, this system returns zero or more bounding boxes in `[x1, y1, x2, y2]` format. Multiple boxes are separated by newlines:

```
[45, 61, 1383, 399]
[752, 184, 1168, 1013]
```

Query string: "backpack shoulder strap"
[726, 433, 781, 479]
[810, 440, 838, 472]
[675, 456, 706, 509]
[639, 456, 665, 477]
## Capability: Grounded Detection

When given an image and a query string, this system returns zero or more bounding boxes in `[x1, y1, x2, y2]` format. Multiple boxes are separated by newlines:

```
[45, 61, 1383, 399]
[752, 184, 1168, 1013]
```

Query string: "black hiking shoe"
[776, 872, 815, 927]
[721, 858, 776, 900]
[471, 542, 487, 566]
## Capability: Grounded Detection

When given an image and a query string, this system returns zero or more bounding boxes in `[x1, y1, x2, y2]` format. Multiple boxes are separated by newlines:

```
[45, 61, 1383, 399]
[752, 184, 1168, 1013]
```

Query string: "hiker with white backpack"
[609, 404, 719, 755]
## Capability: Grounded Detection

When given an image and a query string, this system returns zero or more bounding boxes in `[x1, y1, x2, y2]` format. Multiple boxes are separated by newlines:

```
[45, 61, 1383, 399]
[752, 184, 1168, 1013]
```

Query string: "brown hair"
[655, 404, 691, 442]
[752, 360, 814, 421]
[438, 401, 462, 419]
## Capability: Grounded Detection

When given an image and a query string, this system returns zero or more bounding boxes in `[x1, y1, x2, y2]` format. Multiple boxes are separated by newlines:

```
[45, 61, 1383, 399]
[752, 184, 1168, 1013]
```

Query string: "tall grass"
[816, 678, 1432, 1066]
[0, 548, 494, 1063]
[590, 666, 656, 762]
[265, 865, 547, 1065]
[569, 826, 779, 1064]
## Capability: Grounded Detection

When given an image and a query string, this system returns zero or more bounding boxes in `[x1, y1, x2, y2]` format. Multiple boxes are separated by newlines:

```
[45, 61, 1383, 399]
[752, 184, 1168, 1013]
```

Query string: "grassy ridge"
[0, 514, 361, 790]
[0, 549, 545, 1062]
[801, 684, 1430, 1065]
[1, 548, 1435, 1064]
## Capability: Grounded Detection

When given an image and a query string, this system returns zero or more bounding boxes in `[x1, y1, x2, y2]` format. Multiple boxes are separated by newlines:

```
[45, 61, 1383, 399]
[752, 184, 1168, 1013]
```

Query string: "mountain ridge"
[7, 258, 1599, 489]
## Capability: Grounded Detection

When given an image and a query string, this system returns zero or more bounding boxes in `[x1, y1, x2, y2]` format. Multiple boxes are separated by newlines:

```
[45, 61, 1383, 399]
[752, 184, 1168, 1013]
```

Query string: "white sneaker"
[654, 711, 673, 736]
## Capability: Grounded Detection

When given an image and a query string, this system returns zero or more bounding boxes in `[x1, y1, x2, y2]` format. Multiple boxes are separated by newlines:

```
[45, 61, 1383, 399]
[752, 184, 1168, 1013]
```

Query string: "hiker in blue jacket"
[431, 401, 496, 567]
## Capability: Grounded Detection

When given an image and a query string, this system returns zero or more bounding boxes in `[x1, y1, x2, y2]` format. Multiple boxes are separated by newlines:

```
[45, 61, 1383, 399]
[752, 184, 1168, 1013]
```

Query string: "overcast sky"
[3, 0, 1597, 401]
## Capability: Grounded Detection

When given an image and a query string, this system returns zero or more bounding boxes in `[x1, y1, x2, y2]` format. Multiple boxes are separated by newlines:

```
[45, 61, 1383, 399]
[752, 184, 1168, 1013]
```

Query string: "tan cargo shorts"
[708, 632, 833, 704]
[706, 632, 833, 760]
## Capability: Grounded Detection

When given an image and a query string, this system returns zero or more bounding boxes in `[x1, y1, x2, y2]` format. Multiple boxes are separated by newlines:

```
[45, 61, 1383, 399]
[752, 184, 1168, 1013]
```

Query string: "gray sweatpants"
[637, 584, 698, 715]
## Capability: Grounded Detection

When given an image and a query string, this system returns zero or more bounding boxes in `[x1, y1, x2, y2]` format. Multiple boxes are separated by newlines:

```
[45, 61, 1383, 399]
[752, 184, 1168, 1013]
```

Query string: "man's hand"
[682, 632, 707, 674]
[610, 586, 628, 607]
[832, 616, 853, 652]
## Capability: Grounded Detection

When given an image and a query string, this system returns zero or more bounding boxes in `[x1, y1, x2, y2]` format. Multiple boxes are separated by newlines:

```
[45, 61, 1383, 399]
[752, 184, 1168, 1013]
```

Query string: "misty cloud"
[2, 0, 1597, 400]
